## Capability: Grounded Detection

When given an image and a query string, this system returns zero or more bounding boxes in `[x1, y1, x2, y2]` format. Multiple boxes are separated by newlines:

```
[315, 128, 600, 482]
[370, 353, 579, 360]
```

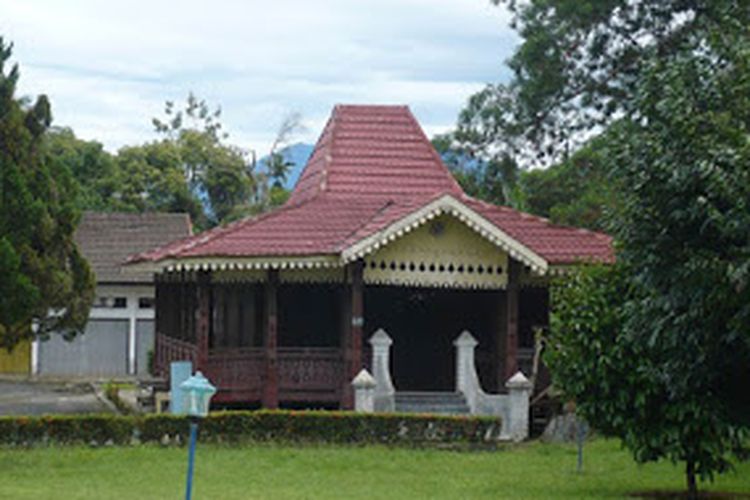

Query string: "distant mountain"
[257, 142, 314, 190]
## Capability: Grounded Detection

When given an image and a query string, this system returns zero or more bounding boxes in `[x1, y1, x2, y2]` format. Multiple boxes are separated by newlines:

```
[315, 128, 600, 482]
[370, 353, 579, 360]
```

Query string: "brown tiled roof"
[75, 212, 192, 283]
[131, 105, 614, 267]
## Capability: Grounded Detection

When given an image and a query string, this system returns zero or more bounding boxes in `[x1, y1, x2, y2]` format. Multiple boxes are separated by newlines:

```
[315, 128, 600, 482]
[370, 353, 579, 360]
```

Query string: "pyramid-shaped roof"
[289, 105, 463, 204]
[131, 105, 613, 272]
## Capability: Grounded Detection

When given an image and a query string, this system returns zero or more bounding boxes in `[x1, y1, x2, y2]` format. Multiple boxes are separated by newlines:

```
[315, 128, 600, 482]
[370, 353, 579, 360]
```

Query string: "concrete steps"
[394, 391, 470, 415]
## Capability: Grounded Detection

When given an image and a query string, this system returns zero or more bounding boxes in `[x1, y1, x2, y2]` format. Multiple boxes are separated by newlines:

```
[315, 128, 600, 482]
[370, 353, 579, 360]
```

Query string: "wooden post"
[495, 288, 507, 393]
[195, 271, 211, 372]
[342, 261, 364, 409]
[263, 270, 279, 409]
[504, 260, 520, 381]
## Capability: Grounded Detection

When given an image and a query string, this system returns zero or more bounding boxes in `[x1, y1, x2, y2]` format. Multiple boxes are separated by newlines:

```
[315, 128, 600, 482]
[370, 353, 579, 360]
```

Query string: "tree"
[435, 129, 613, 231]
[518, 133, 614, 231]
[42, 127, 117, 211]
[433, 133, 521, 207]
[150, 93, 258, 227]
[257, 113, 305, 209]
[0, 39, 95, 348]
[113, 141, 206, 226]
[459, 1, 750, 165]
[545, 5, 750, 495]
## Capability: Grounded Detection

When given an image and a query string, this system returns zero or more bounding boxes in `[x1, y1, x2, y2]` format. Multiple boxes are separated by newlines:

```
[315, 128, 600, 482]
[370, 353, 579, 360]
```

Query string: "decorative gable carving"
[363, 215, 509, 289]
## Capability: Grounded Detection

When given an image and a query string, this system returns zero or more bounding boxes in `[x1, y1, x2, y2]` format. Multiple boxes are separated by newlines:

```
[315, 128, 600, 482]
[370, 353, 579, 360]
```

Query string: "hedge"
[0, 411, 502, 448]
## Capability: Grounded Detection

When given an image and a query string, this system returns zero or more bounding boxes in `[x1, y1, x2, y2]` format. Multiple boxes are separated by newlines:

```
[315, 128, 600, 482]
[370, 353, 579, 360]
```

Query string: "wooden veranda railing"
[155, 334, 344, 404]
[204, 347, 265, 401]
[154, 334, 198, 378]
[277, 348, 343, 401]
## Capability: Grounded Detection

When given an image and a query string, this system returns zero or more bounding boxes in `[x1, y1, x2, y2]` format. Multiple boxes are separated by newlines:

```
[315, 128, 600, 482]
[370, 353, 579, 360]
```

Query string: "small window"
[138, 297, 154, 309]
[92, 297, 109, 308]
[112, 297, 127, 309]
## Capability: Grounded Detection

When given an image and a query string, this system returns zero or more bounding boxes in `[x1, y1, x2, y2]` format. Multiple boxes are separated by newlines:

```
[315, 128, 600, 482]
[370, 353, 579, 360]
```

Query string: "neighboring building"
[0, 340, 31, 375]
[33, 212, 192, 378]
[130, 105, 613, 410]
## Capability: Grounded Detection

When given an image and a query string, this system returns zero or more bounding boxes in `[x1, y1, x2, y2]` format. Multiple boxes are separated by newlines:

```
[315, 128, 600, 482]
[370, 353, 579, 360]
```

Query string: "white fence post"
[351, 369, 376, 412]
[453, 330, 480, 413]
[506, 371, 533, 441]
[369, 329, 395, 412]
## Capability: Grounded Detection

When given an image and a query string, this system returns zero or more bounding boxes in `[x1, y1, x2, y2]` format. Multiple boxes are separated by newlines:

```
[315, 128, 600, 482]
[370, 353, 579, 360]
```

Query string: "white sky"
[0, 0, 515, 153]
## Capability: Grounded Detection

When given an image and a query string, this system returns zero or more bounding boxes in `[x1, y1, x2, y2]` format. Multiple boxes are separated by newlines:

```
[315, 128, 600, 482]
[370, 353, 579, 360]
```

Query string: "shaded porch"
[153, 260, 549, 410]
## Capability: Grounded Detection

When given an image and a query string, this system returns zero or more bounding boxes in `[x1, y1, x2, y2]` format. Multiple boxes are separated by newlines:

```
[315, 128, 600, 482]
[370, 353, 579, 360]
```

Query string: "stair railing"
[369, 329, 395, 412]
[454, 330, 533, 441]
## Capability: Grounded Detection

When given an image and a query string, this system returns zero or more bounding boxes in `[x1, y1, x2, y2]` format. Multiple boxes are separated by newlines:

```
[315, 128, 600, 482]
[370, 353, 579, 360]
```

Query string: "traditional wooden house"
[129, 105, 613, 411]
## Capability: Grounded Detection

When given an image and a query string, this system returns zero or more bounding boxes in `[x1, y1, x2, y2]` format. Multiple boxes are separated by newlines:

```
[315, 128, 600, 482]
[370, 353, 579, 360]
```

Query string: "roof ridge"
[318, 105, 341, 195]
[334, 198, 396, 251]
[404, 107, 465, 196]
[287, 108, 339, 204]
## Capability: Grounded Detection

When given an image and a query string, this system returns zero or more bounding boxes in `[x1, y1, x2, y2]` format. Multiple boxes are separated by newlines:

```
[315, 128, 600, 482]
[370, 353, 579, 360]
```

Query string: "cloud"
[1, 0, 516, 153]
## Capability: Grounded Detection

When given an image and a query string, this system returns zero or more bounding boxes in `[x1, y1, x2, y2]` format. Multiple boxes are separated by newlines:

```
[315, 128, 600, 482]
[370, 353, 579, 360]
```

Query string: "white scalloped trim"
[342, 194, 548, 275]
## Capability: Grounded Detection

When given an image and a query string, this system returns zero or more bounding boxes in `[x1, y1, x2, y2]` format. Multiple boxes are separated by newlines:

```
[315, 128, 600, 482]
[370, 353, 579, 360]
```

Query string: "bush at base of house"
[0, 411, 502, 447]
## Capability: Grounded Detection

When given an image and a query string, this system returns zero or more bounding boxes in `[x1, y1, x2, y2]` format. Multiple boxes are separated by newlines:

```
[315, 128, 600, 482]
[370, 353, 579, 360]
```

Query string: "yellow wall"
[363, 215, 509, 289]
[0, 339, 30, 374]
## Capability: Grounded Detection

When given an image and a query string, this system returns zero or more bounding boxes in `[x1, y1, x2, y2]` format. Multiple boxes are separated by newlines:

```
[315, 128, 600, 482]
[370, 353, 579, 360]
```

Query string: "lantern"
[180, 371, 216, 418]
[180, 371, 216, 500]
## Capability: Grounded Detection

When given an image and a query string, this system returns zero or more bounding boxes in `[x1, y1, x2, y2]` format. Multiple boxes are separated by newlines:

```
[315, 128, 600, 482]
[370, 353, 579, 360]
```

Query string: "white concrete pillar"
[453, 330, 480, 413]
[30, 320, 39, 376]
[30, 339, 39, 376]
[369, 329, 395, 412]
[506, 371, 533, 441]
[351, 369, 376, 413]
[128, 314, 137, 375]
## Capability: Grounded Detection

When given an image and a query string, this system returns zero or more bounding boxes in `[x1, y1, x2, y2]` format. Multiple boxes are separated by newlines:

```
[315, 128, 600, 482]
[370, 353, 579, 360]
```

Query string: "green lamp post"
[180, 371, 216, 500]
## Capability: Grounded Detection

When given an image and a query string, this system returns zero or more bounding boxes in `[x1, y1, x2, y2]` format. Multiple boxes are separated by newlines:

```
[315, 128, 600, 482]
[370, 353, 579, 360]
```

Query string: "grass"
[0, 439, 747, 499]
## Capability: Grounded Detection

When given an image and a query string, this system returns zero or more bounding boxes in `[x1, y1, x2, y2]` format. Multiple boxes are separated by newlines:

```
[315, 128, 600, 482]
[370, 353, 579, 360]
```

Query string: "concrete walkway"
[0, 378, 111, 416]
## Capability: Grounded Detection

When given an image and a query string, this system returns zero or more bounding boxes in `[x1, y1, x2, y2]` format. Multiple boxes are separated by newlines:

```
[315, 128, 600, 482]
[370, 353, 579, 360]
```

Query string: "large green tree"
[466, 0, 749, 163]
[433, 133, 521, 207]
[151, 94, 258, 227]
[42, 127, 117, 211]
[518, 132, 614, 230]
[435, 129, 613, 231]
[537, 2, 750, 496]
[0, 39, 94, 348]
[113, 140, 206, 225]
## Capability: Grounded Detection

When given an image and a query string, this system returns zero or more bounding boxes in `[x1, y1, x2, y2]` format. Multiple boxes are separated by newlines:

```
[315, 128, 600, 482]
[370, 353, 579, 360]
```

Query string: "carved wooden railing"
[155, 336, 344, 403]
[278, 347, 344, 400]
[155, 333, 198, 378]
[204, 348, 264, 397]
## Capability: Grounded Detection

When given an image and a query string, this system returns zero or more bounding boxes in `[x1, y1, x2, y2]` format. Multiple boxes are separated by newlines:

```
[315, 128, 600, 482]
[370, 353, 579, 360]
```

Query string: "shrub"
[0, 415, 133, 446]
[0, 411, 502, 448]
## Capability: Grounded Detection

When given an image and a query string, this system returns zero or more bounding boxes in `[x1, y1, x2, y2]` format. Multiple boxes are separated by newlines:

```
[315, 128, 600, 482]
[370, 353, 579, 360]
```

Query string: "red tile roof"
[289, 105, 463, 204]
[131, 105, 613, 267]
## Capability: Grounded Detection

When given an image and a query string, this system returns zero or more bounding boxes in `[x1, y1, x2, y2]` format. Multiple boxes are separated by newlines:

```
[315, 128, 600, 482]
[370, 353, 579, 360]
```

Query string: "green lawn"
[0, 440, 747, 499]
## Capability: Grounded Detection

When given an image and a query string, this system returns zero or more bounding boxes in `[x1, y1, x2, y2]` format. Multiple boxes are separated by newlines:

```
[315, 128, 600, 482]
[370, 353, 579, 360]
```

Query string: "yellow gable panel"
[363, 215, 509, 289]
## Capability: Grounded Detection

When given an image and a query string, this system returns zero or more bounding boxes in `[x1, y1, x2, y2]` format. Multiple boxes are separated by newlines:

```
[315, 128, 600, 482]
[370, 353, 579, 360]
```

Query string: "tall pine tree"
[0, 39, 94, 348]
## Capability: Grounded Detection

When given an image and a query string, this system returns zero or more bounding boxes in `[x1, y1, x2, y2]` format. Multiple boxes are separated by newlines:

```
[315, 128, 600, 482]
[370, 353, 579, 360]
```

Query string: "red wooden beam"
[262, 270, 279, 409]
[342, 260, 364, 409]
[195, 271, 211, 372]
[504, 260, 520, 381]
